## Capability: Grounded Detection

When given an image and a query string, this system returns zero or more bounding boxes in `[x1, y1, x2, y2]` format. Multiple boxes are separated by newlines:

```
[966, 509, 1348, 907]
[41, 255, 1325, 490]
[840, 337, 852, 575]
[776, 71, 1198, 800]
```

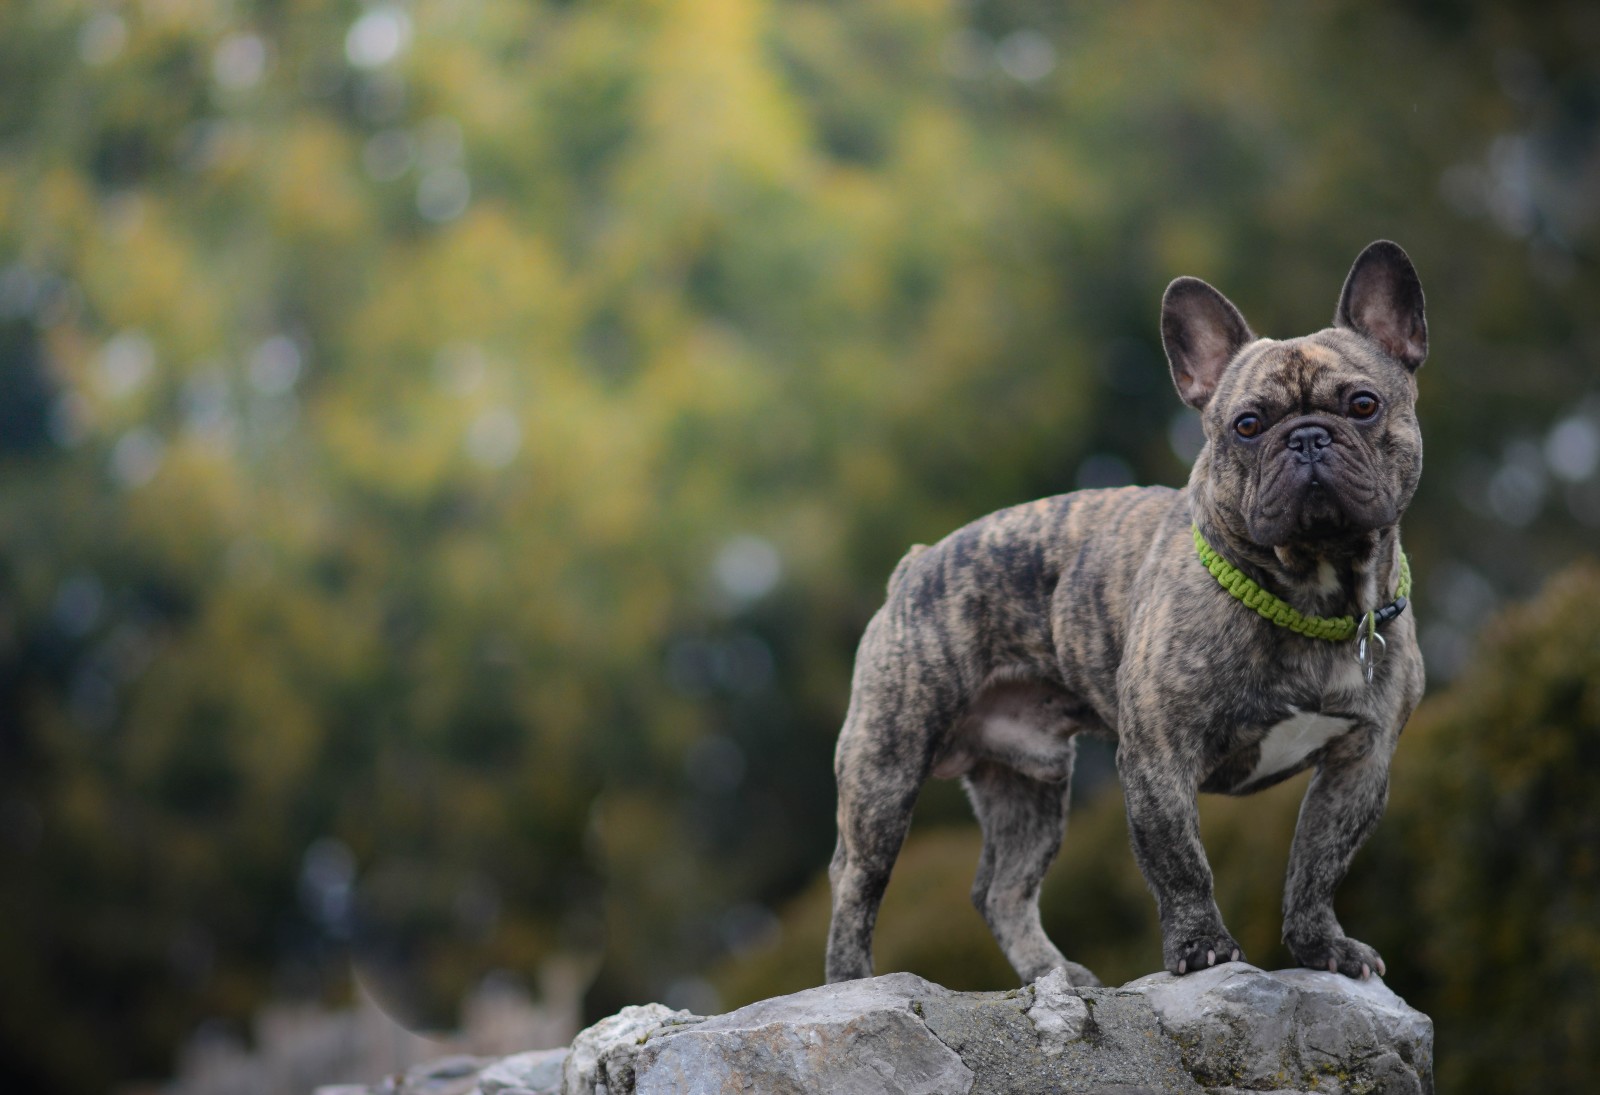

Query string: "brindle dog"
[825, 241, 1427, 987]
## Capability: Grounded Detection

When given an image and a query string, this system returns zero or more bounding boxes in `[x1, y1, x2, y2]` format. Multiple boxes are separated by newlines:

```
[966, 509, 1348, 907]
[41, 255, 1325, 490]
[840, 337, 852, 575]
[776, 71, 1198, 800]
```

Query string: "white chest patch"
[1240, 708, 1353, 788]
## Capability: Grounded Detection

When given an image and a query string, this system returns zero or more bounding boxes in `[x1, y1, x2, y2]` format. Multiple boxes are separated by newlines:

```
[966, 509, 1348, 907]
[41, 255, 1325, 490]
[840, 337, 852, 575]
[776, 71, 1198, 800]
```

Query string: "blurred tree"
[0, 1, 1597, 1091]
[1369, 563, 1600, 1093]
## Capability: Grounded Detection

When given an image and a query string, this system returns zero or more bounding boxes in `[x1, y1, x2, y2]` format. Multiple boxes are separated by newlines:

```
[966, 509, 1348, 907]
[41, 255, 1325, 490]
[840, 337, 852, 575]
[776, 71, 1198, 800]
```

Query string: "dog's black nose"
[1285, 423, 1332, 461]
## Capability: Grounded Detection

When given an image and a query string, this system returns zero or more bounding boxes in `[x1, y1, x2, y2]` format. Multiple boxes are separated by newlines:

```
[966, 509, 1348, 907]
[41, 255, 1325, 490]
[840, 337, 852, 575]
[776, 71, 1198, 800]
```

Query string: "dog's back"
[868, 485, 1186, 711]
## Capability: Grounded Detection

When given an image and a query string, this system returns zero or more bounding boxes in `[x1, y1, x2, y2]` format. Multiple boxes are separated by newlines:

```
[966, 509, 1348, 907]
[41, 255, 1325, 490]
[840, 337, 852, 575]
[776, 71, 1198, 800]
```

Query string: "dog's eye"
[1349, 393, 1380, 420]
[1234, 414, 1262, 439]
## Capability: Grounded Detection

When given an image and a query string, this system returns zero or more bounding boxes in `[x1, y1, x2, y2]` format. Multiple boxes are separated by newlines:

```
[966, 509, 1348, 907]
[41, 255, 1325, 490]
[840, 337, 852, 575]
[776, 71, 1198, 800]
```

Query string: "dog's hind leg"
[965, 758, 1100, 986]
[825, 640, 947, 986]
[824, 704, 928, 984]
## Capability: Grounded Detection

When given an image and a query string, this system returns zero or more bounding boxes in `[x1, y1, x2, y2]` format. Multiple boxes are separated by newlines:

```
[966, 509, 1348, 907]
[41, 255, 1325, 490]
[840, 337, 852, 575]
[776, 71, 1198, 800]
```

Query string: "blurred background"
[1, 2, 1598, 1093]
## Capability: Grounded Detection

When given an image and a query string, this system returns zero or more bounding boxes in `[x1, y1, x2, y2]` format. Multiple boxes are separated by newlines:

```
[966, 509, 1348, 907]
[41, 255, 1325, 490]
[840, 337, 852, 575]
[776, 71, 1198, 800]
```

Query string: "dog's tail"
[887, 543, 929, 593]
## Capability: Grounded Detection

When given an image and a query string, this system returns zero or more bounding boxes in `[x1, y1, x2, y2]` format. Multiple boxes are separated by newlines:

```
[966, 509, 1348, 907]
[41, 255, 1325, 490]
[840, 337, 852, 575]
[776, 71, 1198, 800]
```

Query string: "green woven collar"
[1192, 524, 1411, 642]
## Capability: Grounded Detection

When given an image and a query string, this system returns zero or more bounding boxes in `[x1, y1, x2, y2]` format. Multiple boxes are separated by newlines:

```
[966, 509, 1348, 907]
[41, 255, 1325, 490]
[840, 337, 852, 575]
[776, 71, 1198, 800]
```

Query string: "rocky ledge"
[318, 963, 1432, 1095]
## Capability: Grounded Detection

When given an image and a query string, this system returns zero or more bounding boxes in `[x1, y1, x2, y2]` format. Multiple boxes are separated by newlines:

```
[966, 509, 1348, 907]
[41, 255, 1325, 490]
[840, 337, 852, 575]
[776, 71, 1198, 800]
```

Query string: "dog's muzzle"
[1250, 416, 1391, 545]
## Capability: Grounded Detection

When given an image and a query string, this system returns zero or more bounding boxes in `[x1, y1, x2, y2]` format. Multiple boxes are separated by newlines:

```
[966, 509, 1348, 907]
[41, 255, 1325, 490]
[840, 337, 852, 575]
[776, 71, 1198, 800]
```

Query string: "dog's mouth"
[1248, 441, 1393, 548]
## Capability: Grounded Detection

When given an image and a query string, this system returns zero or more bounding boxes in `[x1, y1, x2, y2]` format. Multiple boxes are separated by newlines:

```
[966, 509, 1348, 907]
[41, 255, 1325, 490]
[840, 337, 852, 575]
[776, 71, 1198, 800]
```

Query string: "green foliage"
[0, 1, 1597, 1091]
[715, 563, 1600, 1095]
[1377, 563, 1600, 1093]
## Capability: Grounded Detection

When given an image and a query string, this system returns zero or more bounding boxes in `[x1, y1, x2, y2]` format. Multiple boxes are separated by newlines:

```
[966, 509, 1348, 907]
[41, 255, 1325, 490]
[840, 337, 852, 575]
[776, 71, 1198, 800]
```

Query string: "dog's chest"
[1239, 708, 1353, 787]
[1226, 646, 1370, 789]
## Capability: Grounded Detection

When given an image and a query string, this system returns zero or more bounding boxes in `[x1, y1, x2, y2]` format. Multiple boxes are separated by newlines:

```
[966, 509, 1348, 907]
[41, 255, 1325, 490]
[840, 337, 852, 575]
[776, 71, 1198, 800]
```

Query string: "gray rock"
[396, 1055, 488, 1095]
[388, 964, 1430, 1095]
[1131, 965, 1300, 1089]
[1126, 964, 1433, 1094]
[918, 980, 1201, 1094]
[629, 972, 974, 1095]
[474, 1048, 569, 1095]
[1027, 968, 1091, 1055]
[560, 1003, 702, 1095]
[312, 1055, 491, 1095]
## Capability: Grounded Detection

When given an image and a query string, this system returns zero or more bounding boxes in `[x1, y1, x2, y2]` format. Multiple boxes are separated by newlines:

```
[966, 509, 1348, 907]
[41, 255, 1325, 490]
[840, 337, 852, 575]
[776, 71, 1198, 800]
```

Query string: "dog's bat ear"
[1161, 277, 1254, 410]
[1335, 241, 1427, 371]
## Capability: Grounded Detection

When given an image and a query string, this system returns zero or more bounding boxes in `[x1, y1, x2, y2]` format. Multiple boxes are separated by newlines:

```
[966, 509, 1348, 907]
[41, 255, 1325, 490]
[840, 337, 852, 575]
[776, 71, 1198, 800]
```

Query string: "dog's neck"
[1188, 477, 1404, 621]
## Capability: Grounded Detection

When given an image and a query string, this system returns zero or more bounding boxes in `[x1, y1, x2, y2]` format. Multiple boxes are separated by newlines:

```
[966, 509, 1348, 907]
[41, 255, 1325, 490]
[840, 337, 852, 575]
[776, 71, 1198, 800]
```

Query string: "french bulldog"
[825, 241, 1427, 986]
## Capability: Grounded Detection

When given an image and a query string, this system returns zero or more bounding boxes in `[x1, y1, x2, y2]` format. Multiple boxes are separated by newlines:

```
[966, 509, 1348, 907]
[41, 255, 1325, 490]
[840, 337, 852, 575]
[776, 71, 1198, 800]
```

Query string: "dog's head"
[1161, 241, 1426, 552]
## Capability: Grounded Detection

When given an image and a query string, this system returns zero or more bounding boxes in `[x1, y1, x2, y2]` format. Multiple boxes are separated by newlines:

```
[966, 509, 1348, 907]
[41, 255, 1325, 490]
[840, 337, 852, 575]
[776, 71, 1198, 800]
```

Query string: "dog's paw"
[1165, 933, 1244, 976]
[1288, 933, 1386, 980]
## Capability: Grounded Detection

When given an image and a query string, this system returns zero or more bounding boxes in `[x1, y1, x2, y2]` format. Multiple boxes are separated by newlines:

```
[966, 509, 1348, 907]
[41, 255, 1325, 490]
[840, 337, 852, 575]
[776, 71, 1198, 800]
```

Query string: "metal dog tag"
[1355, 625, 1386, 684]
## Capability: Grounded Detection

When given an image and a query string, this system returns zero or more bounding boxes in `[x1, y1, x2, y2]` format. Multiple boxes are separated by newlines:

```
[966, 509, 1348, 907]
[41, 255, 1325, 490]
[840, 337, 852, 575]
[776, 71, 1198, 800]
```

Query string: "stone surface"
[559, 1003, 701, 1095]
[474, 1048, 569, 1095]
[1127, 965, 1434, 1094]
[917, 978, 1201, 1094]
[631, 972, 974, 1095]
[400, 1055, 489, 1095]
[1026, 968, 1092, 1056]
[322, 964, 1433, 1095]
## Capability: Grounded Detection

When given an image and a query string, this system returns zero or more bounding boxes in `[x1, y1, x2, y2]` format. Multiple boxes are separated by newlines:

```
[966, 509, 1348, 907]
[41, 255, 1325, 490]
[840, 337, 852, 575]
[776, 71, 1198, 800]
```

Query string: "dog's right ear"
[1161, 277, 1254, 410]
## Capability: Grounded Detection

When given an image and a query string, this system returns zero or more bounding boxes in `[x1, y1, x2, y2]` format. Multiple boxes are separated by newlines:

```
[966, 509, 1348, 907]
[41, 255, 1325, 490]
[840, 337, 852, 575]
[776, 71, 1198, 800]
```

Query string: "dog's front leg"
[1118, 739, 1244, 975]
[1282, 739, 1390, 979]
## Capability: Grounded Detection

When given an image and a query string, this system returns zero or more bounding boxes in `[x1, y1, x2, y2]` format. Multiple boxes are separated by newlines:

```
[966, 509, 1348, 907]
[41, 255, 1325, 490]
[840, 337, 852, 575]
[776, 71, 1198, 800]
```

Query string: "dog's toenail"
[1177, 959, 1186, 974]
[1231, 948, 1240, 962]
[1362, 964, 1371, 979]
[1377, 959, 1386, 977]
[1206, 949, 1215, 966]
[1327, 958, 1337, 973]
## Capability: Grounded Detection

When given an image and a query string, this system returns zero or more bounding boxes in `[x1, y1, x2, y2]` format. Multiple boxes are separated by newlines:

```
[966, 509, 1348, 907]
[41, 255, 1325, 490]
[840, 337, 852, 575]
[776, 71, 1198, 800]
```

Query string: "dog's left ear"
[1335, 241, 1427, 371]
